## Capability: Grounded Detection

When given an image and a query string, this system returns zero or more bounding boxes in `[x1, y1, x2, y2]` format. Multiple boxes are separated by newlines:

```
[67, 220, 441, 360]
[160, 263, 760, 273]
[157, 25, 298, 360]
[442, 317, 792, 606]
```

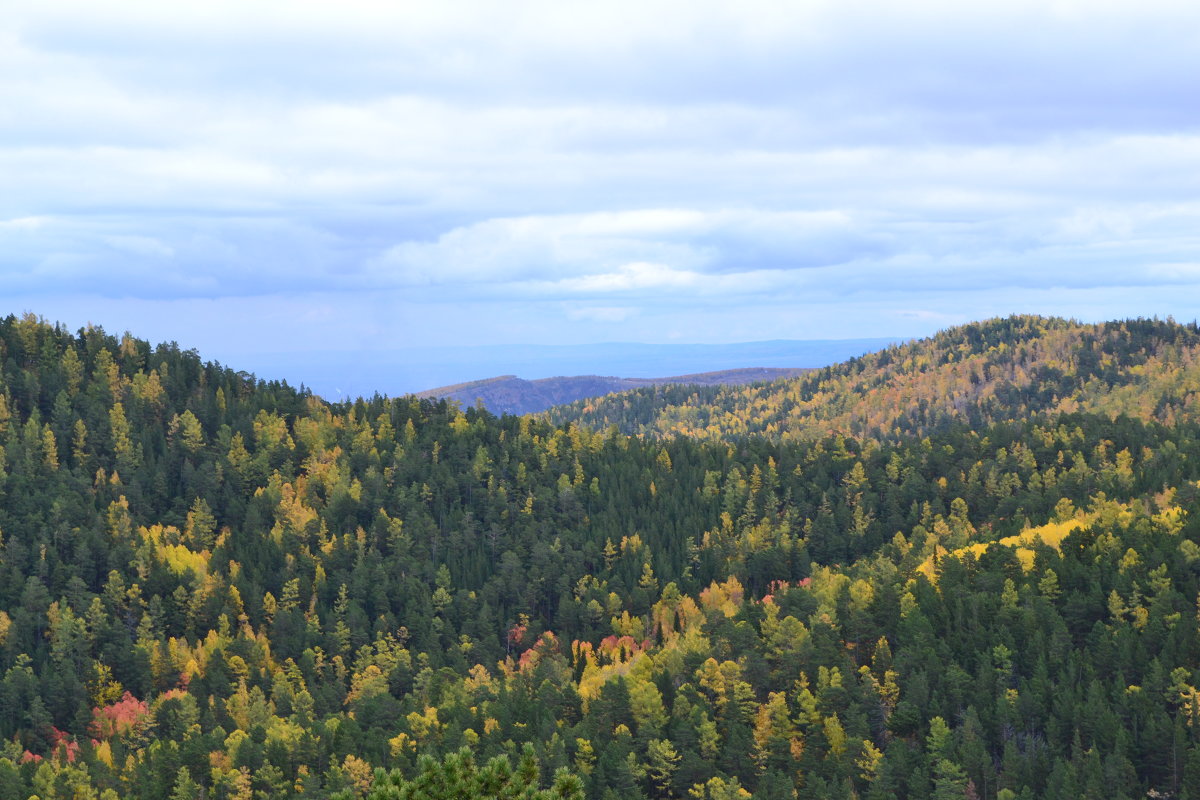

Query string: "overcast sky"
[3, 0, 1200, 392]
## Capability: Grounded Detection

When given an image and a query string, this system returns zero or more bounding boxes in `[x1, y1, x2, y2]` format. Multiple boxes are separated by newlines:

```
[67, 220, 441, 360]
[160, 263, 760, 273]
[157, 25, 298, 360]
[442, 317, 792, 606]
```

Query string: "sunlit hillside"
[549, 316, 1200, 442]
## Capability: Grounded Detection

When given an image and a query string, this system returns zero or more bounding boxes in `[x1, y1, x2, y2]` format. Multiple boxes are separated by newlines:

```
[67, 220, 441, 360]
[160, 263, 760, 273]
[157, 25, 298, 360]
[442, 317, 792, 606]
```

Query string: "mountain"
[416, 367, 812, 415]
[549, 314, 1200, 440]
[236, 338, 894, 400]
[3, 312, 1200, 799]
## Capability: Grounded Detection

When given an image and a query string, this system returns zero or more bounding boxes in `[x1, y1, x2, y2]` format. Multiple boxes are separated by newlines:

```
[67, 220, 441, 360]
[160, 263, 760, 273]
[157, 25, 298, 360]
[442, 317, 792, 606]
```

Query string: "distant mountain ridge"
[416, 367, 811, 415]
[241, 337, 895, 399]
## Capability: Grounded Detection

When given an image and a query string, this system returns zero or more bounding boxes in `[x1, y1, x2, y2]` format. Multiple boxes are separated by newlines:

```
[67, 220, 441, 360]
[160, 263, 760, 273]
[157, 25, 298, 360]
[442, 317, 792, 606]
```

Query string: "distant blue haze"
[240, 338, 898, 400]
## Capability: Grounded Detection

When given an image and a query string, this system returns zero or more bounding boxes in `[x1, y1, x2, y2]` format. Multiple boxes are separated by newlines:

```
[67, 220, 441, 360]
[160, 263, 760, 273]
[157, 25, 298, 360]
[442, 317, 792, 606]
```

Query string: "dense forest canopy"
[549, 316, 1200, 442]
[2, 312, 1200, 799]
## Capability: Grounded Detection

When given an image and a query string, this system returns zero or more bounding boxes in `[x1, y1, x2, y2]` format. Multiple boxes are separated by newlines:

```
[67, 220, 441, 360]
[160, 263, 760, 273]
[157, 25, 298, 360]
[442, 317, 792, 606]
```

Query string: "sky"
[3, 0, 1200, 396]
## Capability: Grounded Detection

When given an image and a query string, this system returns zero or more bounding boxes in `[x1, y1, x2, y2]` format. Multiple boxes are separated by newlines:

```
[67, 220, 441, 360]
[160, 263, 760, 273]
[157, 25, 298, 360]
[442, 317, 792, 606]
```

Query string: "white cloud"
[1145, 263, 1200, 283]
[552, 262, 701, 293]
[103, 235, 175, 258]
[2, 0, 1200, 364]
[366, 208, 871, 292]
[0, 216, 50, 230]
[565, 305, 637, 323]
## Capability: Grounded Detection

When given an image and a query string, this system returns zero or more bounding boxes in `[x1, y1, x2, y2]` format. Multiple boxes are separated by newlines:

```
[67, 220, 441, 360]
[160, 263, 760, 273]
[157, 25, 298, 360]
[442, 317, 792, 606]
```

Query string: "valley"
[0, 314, 1198, 799]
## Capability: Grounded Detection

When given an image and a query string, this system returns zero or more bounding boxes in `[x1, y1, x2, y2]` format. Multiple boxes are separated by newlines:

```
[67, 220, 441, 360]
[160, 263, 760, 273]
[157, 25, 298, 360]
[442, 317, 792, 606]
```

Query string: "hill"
[241, 338, 893, 400]
[2, 313, 1200, 799]
[549, 315, 1200, 441]
[416, 367, 811, 415]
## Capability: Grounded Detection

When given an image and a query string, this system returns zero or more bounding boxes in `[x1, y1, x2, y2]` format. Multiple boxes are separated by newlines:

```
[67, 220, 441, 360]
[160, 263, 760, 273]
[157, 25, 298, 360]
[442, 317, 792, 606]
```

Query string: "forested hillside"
[548, 316, 1200, 442]
[3, 313, 1200, 799]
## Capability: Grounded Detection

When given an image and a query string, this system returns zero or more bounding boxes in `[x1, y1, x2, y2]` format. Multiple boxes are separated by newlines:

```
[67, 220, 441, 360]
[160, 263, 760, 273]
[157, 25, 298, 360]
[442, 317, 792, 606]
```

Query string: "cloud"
[367, 208, 879, 291]
[366, 211, 710, 287]
[0, 216, 50, 230]
[11, 1, 1199, 132]
[2, 0, 1200, 364]
[7, 1, 1200, 180]
[103, 235, 174, 258]
[359, 189, 1200, 304]
[551, 262, 701, 293]
[564, 305, 637, 323]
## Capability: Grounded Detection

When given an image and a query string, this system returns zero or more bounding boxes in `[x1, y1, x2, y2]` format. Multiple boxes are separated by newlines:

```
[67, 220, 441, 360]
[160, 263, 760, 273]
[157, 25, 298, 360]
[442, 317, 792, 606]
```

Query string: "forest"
[2, 313, 1200, 799]
[548, 316, 1200, 442]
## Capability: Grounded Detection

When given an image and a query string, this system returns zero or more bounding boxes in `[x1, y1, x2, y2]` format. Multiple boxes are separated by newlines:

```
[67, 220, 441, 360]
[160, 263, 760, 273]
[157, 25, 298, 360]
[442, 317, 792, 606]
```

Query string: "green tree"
[348, 746, 584, 800]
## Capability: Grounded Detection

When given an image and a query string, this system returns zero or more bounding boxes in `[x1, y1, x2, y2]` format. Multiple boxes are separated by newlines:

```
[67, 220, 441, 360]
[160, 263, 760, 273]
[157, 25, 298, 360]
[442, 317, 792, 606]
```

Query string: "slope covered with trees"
[548, 316, 1200, 442]
[2, 313, 1200, 799]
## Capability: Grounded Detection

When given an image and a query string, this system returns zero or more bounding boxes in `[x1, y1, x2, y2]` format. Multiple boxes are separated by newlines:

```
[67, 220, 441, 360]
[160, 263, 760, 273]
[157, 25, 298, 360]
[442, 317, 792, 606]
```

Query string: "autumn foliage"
[89, 692, 150, 741]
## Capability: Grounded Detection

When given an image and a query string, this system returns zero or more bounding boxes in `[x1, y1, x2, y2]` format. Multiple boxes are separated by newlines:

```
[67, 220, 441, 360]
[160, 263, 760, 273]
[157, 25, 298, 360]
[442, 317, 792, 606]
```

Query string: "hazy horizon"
[221, 337, 897, 399]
